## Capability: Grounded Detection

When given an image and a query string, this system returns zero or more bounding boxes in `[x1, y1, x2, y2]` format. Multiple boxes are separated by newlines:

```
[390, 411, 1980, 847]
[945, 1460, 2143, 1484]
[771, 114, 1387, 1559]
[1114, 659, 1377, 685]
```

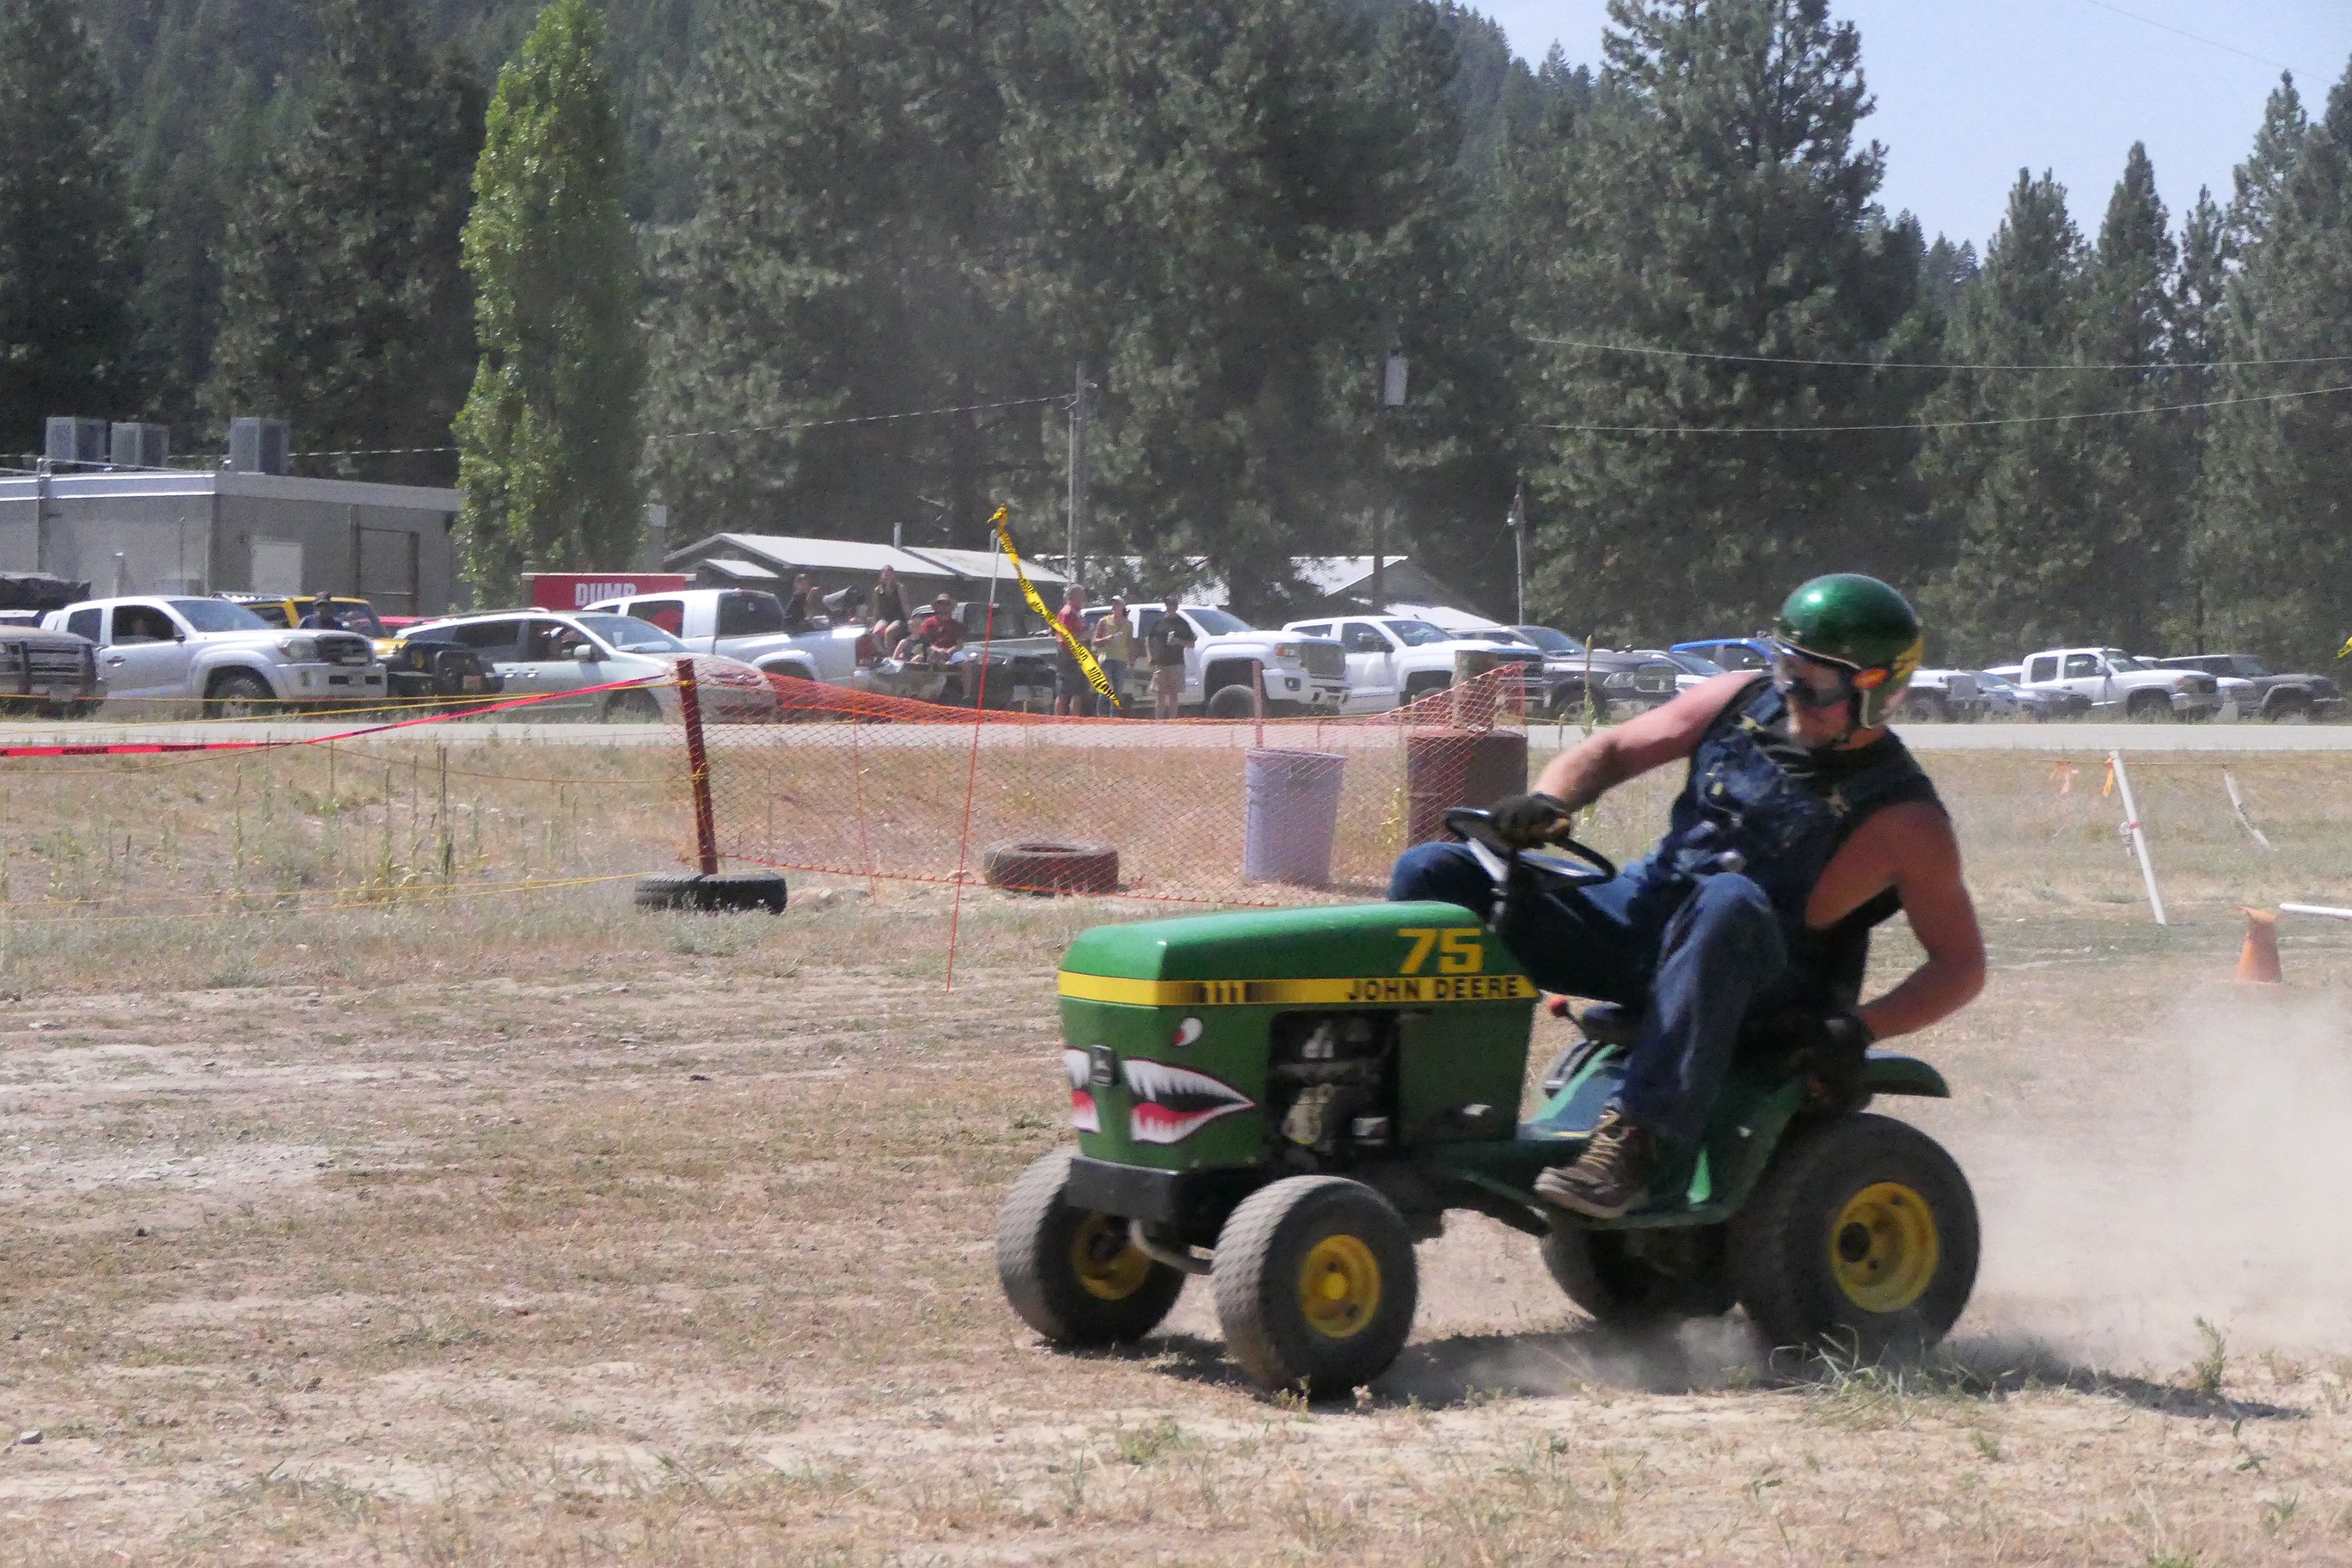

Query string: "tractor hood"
[1059, 901, 1537, 1008]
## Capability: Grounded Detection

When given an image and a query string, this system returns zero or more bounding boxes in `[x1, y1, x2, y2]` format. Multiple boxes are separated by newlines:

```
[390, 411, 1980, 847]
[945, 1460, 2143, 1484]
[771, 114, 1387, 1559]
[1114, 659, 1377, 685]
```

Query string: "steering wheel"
[1443, 806, 1618, 887]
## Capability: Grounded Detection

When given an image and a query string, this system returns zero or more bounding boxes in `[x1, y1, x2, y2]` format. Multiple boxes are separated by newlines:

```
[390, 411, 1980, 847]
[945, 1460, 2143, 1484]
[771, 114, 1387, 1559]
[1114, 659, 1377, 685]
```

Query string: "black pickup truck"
[2157, 654, 2343, 722]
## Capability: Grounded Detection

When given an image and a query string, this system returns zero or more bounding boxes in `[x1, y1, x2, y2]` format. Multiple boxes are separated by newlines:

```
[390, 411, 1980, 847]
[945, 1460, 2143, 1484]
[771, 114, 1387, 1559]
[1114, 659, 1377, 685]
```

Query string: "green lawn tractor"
[995, 809, 1980, 1396]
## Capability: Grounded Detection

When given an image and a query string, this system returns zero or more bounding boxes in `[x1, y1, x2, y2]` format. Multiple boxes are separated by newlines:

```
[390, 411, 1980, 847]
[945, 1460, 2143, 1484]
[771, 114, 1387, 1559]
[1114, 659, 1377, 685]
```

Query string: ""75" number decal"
[1396, 927, 1485, 975]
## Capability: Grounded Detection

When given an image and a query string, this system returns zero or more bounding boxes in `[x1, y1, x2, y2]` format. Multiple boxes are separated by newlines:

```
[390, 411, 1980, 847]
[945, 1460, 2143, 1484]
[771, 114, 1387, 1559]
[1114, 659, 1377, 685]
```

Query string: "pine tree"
[2192, 62, 2352, 665]
[208, 0, 482, 484]
[455, 0, 643, 603]
[2073, 143, 2185, 645]
[2226, 74, 2307, 268]
[0, 0, 143, 453]
[1915, 171, 2099, 658]
[643, 0, 1048, 555]
[1519, 0, 1924, 641]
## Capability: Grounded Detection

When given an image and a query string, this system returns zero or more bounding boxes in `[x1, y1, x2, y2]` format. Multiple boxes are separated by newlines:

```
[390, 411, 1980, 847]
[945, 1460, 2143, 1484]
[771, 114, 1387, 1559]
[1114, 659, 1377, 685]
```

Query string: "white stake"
[2280, 903, 2352, 921]
[2110, 750, 2166, 926]
[2222, 766, 2274, 851]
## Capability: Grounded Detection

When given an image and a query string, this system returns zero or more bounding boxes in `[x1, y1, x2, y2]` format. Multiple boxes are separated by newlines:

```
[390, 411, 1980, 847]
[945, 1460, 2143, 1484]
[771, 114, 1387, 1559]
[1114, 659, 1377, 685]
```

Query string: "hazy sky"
[1485, 1, 2352, 248]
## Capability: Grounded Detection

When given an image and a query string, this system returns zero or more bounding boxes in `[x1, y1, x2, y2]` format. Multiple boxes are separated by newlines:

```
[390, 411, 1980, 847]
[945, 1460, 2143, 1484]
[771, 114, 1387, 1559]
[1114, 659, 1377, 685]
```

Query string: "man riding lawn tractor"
[999, 574, 1988, 1393]
[1390, 573, 1986, 1219]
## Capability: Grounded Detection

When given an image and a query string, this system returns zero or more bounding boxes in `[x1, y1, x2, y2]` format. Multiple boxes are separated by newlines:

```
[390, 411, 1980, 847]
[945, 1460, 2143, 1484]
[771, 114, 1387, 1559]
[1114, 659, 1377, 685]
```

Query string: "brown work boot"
[1534, 1108, 1659, 1220]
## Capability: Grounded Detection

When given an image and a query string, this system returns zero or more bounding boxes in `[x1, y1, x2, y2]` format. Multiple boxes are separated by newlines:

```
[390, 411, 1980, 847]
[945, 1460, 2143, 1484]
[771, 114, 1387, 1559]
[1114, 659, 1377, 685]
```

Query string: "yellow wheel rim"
[1297, 1234, 1382, 1339]
[1069, 1212, 1153, 1302]
[1828, 1181, 1940, 1314]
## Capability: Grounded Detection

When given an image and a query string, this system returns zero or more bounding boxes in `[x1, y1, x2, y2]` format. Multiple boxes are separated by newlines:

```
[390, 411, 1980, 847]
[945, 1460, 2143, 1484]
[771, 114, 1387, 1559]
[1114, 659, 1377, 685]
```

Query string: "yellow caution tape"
[991, 506, 1120, 712]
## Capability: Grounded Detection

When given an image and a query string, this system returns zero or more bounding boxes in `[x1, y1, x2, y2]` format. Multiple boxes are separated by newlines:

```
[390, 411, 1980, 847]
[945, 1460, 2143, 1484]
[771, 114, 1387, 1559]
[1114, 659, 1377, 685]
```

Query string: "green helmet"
[1773, 573, 1924, 728]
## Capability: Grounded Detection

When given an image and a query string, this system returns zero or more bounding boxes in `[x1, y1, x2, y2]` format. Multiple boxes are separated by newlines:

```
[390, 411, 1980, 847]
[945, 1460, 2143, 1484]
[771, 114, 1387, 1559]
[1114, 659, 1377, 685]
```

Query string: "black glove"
[1488, 793, 1574, 850]
[1773, 1007, 1875, 1112]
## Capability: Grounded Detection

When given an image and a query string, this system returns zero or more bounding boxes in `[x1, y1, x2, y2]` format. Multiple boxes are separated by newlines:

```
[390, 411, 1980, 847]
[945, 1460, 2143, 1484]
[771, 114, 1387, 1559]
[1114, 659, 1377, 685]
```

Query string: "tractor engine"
[1266, 1012, 1399, 1168]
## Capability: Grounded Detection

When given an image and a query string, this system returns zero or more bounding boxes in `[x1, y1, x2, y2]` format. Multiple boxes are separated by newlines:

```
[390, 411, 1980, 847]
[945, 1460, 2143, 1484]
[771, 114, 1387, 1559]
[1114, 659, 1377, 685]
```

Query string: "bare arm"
[1850, 805, 1986, 1040]
[1534, 672, 1755, 812]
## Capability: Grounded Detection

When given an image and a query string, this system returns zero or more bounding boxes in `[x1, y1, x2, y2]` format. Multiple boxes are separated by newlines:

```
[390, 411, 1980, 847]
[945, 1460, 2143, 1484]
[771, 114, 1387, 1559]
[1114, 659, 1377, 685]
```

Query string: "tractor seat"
[1575, 1001, 1642, 1045]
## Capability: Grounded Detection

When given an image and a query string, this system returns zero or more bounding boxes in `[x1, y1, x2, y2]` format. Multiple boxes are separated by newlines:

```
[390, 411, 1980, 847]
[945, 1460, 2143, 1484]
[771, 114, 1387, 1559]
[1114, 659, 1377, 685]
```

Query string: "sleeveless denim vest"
[1618, 677, 1942, 1001]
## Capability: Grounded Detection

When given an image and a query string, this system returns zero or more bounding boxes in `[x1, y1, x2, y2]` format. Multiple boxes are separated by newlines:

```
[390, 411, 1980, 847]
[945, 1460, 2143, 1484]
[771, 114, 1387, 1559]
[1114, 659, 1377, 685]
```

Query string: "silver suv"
[45, 596, 385, 716]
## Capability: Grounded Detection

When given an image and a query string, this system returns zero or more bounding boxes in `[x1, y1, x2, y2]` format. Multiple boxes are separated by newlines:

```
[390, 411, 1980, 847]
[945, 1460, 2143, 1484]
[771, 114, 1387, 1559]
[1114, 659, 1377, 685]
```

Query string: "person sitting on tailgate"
[1387, 574, 1986, 1220]
[894, 593, 966, 665]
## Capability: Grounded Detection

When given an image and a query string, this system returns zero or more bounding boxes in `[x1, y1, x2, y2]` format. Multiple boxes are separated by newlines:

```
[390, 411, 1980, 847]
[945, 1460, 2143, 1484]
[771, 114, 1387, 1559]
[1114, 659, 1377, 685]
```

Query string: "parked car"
[1672, 636, 1774, 672]
[1280, 614, 1543, 713]
[1972, 667, 2083, 721]
[1086, 605, 1348, 716]
[585, 586, 864, 684]
[2155, 654, 2342, 722]
[401, 610, 775, 723]
[2013, 647, 2220, 720]
[1904, 668, 1988, 722]
[43, 596, 385, 716]
[224, 592, 501, 707]
[1540, 648, 1711, 720]
[0, 622, 102, 716]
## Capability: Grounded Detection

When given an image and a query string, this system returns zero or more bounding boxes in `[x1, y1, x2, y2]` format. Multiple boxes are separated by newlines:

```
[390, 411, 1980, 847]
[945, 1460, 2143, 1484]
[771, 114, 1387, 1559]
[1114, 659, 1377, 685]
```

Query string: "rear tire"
[997, 1150, 1185, 1346]
[1213, 1175, 1418, 1396]
[1540, 1223, 1735, 1329]
[1727, 1113, 1977, 1364]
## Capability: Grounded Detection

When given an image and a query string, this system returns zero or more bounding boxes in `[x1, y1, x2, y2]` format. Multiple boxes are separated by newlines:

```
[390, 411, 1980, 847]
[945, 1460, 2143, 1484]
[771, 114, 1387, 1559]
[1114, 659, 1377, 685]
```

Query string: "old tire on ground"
[633, 871, 788, 914]
[205, 670, 275, 719]
[1540, 1223, 1735, 1329]
[1727, 1113, 1978, 1364]
[981, 840, 1118, 896]
[997, 1149, 1185, 1345]
[1205, 683, 1258, 720]
[603, 688, 664, 722]
[1213, 1175, 1418, 1397]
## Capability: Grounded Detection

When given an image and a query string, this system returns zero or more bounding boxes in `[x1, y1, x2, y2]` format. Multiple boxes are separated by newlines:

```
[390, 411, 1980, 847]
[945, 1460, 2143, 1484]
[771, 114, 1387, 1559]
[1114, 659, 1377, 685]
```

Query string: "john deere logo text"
[1344, 973, 1535, 1002]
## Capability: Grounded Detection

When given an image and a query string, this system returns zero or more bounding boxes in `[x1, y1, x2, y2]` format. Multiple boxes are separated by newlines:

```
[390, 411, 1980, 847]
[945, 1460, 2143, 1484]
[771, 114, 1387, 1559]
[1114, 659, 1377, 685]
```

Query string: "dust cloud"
[1952, 988, 2352, 1369]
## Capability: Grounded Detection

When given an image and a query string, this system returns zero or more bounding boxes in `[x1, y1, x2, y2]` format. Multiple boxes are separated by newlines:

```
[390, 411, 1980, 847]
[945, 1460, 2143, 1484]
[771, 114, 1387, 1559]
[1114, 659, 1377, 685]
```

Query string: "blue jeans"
[1388, 841, 1788, 1149]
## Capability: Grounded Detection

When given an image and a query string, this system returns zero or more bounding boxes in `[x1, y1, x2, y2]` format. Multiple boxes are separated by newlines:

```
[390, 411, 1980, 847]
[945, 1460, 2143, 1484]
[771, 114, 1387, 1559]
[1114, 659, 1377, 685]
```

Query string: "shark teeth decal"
[1122, 1058, 1254, 1144]
[1063, 1048, 1099, 1133]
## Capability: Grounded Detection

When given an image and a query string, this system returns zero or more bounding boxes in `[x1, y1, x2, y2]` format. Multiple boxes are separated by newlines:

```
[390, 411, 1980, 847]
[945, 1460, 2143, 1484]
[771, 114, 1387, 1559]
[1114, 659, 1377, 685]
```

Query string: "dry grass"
[4, 747, 2352, 1562]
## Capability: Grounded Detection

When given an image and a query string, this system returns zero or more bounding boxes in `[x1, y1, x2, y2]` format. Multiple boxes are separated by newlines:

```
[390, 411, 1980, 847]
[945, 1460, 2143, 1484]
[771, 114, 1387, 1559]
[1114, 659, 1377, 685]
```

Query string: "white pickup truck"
[2014, 646, 2220, 721]
[1281, 614, 1546, 714]
[582, 587, 865, 683]
[1082, 604, 1348, 716]
[45, 595, 386, 716]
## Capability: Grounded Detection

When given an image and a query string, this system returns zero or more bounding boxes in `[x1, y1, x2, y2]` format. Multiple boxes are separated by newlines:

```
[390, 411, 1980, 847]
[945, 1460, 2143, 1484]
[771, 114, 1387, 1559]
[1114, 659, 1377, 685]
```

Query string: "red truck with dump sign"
[524, 573, 690, 612]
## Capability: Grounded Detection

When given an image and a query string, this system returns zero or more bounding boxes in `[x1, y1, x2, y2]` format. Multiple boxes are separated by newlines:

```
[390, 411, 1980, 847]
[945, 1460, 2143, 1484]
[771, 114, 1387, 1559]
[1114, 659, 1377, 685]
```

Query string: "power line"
[289, 393, 1071, 460]
[1528, 334, 2352, 373]
[2069, 0, 2299, 74]
[1537, 380, 2352, 436]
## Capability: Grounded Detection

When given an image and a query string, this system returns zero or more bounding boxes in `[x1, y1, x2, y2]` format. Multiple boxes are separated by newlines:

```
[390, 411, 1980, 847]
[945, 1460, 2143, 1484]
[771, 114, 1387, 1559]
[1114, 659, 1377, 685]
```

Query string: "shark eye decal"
[1063, 1048, 1099, 1134]
[1172, 1017, 1204, 1049]
[1122, 1058, 1254, 1144]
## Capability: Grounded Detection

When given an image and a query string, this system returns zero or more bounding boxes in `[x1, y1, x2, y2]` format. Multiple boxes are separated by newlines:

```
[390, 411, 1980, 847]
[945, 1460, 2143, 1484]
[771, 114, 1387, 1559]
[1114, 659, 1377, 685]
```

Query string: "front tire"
[2127, 691, 2176, 723]
[1727, 1114, 1977, 1363]
[205, 671, 275, 719]
[603, 689, 664, 723]
[1212, 1176, 1417, 1396]
[996, 1151, 1185, 1346]
[1205, 683, 1257, 720]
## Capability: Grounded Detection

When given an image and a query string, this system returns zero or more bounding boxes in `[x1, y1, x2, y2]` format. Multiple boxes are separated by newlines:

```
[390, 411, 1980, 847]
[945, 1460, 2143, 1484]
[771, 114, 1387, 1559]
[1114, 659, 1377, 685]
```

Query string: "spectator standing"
[299, 592, 345, 630]
[871, 566, 911, 648]
[1092, 595, 1135, 715]
[1145, 594, 1195, 719]
[1054, 585, 1091, 715]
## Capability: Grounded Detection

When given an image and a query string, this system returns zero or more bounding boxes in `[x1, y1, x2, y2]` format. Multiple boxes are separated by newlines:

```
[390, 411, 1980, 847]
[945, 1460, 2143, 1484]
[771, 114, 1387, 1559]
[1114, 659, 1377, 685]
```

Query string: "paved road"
[4, 717, 2352, 755]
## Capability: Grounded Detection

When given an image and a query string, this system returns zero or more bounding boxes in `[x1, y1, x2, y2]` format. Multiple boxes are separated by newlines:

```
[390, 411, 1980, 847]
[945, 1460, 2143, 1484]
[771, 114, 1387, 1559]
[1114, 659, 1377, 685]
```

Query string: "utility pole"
[1509, 481, 1527, 626]
[1375, 347, 1408, 609]
[1066, 362, 1091, 586]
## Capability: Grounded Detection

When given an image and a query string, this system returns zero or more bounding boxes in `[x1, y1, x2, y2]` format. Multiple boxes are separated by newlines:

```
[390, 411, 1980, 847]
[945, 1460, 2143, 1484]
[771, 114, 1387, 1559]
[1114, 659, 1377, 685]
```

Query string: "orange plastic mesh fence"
[696, 664, 1534, 905]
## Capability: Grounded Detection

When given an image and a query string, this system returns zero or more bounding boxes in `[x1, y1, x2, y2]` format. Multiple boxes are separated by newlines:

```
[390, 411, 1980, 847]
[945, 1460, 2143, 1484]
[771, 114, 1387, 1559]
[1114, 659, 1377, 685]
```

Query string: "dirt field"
[8, 753, 2352, 1564]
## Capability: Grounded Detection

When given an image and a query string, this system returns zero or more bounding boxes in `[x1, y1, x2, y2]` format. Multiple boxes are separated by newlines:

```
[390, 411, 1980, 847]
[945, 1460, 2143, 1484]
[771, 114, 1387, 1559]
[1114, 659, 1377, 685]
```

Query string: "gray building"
[0, 468, 461, 614]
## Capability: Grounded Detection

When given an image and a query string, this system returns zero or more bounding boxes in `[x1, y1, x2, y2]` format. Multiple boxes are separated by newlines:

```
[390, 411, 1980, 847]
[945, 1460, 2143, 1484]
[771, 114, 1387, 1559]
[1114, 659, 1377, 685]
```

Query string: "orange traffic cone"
[2237, 907, 2282, 984]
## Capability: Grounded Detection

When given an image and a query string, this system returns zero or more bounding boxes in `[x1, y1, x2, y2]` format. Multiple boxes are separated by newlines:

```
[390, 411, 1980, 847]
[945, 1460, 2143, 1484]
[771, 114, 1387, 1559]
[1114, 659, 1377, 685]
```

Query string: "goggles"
[1770, 642, 1862, 711]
